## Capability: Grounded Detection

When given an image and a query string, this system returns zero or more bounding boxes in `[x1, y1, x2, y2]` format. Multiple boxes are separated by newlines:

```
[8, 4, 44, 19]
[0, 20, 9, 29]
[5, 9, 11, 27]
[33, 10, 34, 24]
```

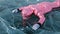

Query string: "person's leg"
[52, 0, 60, 8]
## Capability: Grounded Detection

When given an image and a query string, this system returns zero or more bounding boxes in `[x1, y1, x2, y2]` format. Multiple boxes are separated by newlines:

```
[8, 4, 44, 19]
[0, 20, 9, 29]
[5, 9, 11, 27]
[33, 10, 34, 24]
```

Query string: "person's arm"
[32, 13, 45, 30]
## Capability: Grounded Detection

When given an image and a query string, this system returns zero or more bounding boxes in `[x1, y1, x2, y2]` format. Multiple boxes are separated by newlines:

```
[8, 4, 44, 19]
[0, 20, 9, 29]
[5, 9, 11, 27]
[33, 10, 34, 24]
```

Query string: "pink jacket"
[19, 0, 60, 25]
